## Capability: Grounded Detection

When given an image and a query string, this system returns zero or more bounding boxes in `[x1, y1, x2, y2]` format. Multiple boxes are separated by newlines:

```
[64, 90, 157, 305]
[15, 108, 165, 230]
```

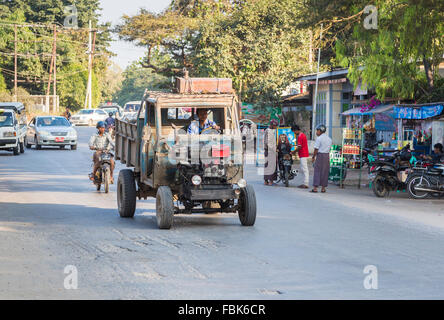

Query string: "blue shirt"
[105, 117, 115, 127]
[188, 119, 216, 134]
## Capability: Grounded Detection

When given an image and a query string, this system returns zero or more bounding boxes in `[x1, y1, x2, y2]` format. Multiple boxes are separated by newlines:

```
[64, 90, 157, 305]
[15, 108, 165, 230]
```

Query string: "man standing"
[264, 119, 278, 185]
[311, 124, 332, 193]
[291, 125, 309, 189]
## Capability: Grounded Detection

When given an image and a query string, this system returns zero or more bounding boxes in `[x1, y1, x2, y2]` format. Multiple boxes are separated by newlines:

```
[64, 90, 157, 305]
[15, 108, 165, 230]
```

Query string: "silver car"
[26, 116, 78, 150]
[71, 109, 108, 126]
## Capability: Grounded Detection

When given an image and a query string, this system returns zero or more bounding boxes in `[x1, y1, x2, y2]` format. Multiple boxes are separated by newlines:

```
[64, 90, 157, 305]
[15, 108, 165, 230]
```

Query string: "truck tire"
[117, 169, 136, 218]
[156, 186, 174, 229]
[71, 144, 77, 150]
[238, 185, 257, 226]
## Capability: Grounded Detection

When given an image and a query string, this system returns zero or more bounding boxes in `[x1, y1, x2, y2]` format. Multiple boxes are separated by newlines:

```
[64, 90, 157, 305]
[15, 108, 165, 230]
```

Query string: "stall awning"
[341, 104, 394, 116]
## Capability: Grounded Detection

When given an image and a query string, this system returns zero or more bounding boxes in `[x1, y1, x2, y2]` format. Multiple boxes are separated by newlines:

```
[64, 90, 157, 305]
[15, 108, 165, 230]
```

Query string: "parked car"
[26, 116, 77, 150]
[71, 109, 108, 126]
[122, 101, 141, 118]
[0, 102, 27, 155]
[99, 103, 123, 118]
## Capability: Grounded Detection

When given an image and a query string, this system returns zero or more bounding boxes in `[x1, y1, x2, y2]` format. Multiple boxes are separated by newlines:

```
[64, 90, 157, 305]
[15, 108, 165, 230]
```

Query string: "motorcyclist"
[89, 121, 115, 184]
[105, 112, 115, 131]
[63, 107, 72, 122]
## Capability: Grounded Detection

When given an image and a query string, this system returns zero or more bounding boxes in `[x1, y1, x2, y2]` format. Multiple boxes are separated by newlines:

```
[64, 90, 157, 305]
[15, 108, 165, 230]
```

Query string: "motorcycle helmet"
[315, 124, 327, 134]
[108, 112, 113, 117]
[96, 121, 105, 129]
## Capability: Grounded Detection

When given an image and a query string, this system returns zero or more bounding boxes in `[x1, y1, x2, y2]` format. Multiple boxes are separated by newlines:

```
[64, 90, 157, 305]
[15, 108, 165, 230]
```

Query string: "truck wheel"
[71, 144, 77, 150]
[238, 185, 257, 226]
[117, 169, 136, 218]
[156, 186, 174, 229]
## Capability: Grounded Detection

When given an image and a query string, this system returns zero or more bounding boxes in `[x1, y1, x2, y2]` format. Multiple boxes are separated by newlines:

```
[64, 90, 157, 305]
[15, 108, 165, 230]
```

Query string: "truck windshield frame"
[0, 112, 14, 127]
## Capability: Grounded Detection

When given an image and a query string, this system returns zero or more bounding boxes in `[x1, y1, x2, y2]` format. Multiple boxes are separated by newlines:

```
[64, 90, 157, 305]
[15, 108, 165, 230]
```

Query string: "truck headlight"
[3, 131, 16, 137]
[237, 179, 247, 188]
[191, 175, 202, 186]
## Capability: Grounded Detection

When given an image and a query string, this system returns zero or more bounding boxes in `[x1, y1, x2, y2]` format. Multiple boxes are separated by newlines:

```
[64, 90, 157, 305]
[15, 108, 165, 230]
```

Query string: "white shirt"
[313, 133, 332, 153]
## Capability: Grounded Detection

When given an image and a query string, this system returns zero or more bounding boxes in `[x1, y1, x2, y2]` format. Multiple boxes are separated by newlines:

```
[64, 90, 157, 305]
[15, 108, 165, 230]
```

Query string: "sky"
[98, 0, 171, 70]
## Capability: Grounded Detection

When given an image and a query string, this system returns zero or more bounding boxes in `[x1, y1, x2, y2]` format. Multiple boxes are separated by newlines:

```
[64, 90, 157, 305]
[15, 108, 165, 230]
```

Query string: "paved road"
[0, 126, 443, 299]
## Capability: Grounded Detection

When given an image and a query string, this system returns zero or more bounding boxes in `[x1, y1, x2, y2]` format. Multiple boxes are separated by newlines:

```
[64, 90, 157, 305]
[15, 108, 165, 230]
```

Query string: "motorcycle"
[90, 149, 113, 193]
[276, 138, 298, 187]
[370, 144, 413, 197]
[406, 161, 444, 199]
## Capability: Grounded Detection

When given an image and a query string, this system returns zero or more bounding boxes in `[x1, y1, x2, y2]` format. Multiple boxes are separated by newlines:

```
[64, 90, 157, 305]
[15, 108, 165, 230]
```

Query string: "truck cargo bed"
[115, 119, 140, 169]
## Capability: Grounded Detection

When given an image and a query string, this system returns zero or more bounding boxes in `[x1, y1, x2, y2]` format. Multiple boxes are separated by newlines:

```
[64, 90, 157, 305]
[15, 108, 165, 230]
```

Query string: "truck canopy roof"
[0, 102, 25, 114]
[144, 91, 237, 108]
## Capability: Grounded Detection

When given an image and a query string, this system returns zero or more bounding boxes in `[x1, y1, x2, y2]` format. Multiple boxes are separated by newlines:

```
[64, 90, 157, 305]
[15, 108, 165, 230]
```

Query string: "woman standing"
[264, 119, 278, 186]
[311, 124, 332, 193]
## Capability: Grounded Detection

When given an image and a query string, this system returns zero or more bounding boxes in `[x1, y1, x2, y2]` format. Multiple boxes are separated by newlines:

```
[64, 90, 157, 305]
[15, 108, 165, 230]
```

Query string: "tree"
[335, 0, 444, 102]
[0, 1, 114, 109]
[113, 62, 170, 106]
[117, 0, 312, 106]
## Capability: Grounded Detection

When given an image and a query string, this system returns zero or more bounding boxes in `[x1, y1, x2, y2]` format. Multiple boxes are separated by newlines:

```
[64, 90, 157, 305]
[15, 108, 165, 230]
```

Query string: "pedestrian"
[264, 119, 278, 186]
[291, 124, 309, 189]
[311, 124, 332, 193]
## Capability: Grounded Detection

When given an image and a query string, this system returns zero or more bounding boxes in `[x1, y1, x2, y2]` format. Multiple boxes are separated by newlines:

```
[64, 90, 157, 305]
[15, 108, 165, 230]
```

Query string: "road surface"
[0, 126, 443, 299]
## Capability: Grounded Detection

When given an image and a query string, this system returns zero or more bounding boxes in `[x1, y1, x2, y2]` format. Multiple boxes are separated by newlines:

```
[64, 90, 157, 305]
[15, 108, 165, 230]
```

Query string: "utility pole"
[53, 24, 57, 113]
[312, 24, 323, 140]
[46, 25, 57, 113]
[84, 20, 93, 109]
[14, 25, 18, 101]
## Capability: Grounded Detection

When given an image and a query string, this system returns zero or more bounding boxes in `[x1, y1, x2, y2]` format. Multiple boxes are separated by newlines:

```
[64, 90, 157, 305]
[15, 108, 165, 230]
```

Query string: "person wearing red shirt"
[292, 125, 310, 188]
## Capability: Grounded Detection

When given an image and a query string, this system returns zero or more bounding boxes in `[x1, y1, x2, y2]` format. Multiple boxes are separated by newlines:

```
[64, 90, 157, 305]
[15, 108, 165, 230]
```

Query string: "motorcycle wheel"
[96, 183, 101, 191]
[284, 171, 289, 188]
[104, 167, 110, 194]
[372, 175, 389, 197]
[407, 175, 431, 199]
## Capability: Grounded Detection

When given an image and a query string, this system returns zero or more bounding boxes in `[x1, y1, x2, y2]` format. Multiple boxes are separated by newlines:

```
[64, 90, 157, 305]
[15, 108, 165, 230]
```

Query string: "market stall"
[341, 102, 444, 156]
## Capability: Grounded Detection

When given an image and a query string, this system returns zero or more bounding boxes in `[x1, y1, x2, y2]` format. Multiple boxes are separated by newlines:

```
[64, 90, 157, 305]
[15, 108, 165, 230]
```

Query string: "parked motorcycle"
[370, 144, 413, 197]
[406, 161, 444, 199]
[90, 149, 113, 193]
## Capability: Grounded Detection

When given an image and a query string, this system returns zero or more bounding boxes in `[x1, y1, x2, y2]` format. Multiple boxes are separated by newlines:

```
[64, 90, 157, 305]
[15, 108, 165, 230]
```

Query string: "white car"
[0, 102, 27, 156]
[71, 109, 108, 126]
[123, 101, 141, 117]
[26, 116, 78, 150]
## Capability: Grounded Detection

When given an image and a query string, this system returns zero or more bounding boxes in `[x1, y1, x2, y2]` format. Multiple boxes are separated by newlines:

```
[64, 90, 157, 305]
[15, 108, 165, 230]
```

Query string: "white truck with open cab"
[0, 102, 27, 156]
